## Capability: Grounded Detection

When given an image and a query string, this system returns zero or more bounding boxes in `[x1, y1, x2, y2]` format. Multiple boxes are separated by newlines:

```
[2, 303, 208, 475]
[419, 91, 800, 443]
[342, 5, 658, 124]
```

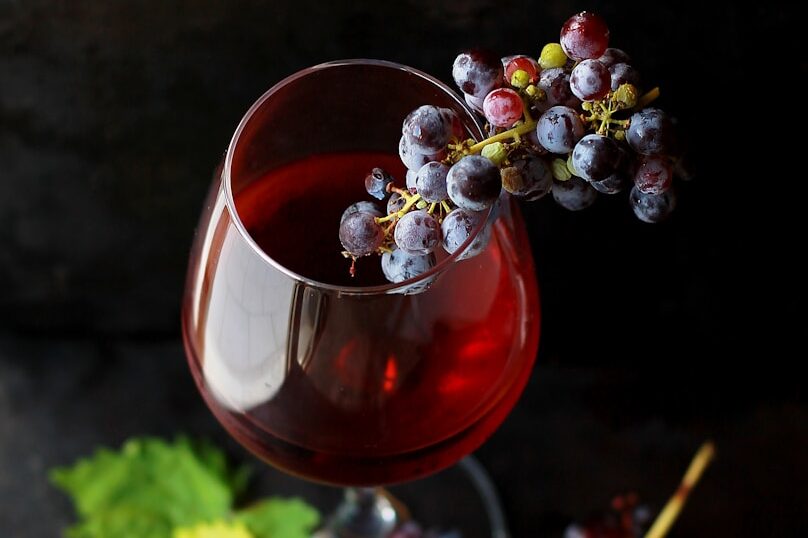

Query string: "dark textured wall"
[0, 0, 770, 335]
[1, 1, 803, 536]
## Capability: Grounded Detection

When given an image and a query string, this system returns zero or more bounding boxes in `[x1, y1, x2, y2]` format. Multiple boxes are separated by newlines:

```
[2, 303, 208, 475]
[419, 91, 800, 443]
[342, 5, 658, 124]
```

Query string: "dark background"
[1, 1, 804, 536]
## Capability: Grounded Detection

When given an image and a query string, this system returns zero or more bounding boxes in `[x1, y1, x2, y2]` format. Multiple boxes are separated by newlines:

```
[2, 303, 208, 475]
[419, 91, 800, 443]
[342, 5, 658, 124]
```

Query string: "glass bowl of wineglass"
[182, 59, 540, 537]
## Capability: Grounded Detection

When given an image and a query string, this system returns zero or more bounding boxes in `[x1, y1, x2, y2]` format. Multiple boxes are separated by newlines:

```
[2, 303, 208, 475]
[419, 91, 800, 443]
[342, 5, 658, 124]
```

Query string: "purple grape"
[569, 59, 611, 101]
[627, 108, 672, 155]
[464, 92, 485, 115]
[452, 50, 503, 98]
[415, 161, 450, 203]
[441, 108, 465, 142]
[536, 105, 585, 154]
[571, 134, 620, 181]
[523, 127, 549, 154]
[405, 169, 418, 193]
[402, 105, 454, 153]
[364, 167, 394, 200]
[500, 155, 553, 201]
[446, 155, 501, 211]
[608, 63, 640, 91]
[399, 135, 445, 172]
[591, 145, 633, 193]
[630, 186, 676, 223]
[339, 212, 384, 256]
[381, 248, 436, 284]
[552, 177, 598, 211]
[597, 47, 631, 68]
[394, 209, 440, 255]
[538, 68, 580, 108]
[591, 170, 631, 194]
[441, 208, 490, 260]
[387, 192, 406, 214]
[634, 155, 673, 194]
[341, 201, 382, 225]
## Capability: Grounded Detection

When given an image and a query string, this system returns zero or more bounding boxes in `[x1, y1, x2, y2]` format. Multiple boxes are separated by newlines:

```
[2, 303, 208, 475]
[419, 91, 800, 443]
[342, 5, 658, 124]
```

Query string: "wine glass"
[182, 59, 540, 536]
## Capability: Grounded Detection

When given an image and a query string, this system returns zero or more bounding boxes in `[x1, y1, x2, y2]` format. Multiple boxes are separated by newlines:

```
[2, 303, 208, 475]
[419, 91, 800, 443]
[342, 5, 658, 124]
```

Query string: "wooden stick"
[645, 441, 716, 538]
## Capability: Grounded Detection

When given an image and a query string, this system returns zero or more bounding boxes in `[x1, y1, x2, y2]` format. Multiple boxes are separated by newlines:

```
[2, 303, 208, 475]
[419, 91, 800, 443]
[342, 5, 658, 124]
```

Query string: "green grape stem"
[521, 97, 533, 124]
[637, 86, 660, 109]
[375, 192, 422, 224]
[468, 121, 538, 154]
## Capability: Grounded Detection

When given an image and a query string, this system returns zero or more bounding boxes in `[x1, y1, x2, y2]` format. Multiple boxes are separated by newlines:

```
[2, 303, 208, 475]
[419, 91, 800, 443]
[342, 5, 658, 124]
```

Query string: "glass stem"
[320, 487, 398, 538]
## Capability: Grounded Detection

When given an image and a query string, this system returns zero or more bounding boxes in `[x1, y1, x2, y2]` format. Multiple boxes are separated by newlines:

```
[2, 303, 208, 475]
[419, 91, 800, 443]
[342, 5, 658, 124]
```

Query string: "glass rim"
[222, 58, 493, 295]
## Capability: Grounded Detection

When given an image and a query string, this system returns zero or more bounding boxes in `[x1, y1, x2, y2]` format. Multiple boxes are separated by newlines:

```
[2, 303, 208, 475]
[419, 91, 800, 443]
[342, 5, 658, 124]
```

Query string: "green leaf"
[235, 498, 320, 538]
[51, 436, 321, 538]
[50, 437, 234, 538]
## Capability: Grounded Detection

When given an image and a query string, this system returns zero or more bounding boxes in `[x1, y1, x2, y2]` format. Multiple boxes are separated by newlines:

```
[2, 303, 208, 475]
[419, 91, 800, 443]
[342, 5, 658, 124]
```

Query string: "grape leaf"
[50, 437, 234, 538]
[235, 498, 320, 538]
[51, 436, 319, 538]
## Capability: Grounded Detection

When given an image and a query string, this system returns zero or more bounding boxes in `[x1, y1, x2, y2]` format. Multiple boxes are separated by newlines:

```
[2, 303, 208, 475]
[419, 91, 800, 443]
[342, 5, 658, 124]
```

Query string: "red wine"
[183, 152, 540, 486]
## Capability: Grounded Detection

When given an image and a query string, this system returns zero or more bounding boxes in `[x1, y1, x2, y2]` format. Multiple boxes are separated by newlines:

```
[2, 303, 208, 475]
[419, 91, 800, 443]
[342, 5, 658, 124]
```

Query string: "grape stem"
[644, 441, 716, 538]
[637, 87, 660, 109]
[376, 192, 422, 224]
[468, 121, 538, 154]
[387, 184, 413, 197]
[521, 97, 533, 124]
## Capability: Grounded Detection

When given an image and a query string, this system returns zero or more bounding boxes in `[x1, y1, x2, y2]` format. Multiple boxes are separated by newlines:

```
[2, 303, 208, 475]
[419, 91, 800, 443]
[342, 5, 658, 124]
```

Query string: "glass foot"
[249, 456, 510, 538]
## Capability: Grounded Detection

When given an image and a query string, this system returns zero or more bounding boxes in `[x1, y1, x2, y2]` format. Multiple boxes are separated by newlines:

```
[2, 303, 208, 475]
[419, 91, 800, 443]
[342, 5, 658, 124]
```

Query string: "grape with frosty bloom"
[447, 155, 501, 211]
[441, 208, 490, 260]
[572, 134, 621, 181]
[394, 210, 441, 256]
[552, 176, 598, 211]
[536, 105, 585, 154]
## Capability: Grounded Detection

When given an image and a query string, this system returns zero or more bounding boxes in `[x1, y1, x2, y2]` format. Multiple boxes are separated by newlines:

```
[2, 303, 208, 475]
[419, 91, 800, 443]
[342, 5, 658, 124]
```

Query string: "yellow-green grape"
[481, 142, 508, 166]
[566, 153, 579, 177]
[510, 69, 531, 89]
[539, 43, 567, 69]
[613, 83, 638, 108]
[552, 158, 572, 181]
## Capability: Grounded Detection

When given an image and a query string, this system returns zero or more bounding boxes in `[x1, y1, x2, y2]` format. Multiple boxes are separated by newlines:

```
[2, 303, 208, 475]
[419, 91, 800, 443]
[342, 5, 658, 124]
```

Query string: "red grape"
[560, 11, 610, 61]
[504, 55, 540, 85]
[482, 88, 524, 128]
[634, 155, 672, 195]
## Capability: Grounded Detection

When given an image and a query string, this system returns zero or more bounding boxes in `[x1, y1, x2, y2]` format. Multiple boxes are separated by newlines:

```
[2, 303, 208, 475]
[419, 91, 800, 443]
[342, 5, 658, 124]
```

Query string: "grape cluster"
[338, 101, 496, 290]
[564, 492, 651, 538]
[338, 11, 690, 288]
